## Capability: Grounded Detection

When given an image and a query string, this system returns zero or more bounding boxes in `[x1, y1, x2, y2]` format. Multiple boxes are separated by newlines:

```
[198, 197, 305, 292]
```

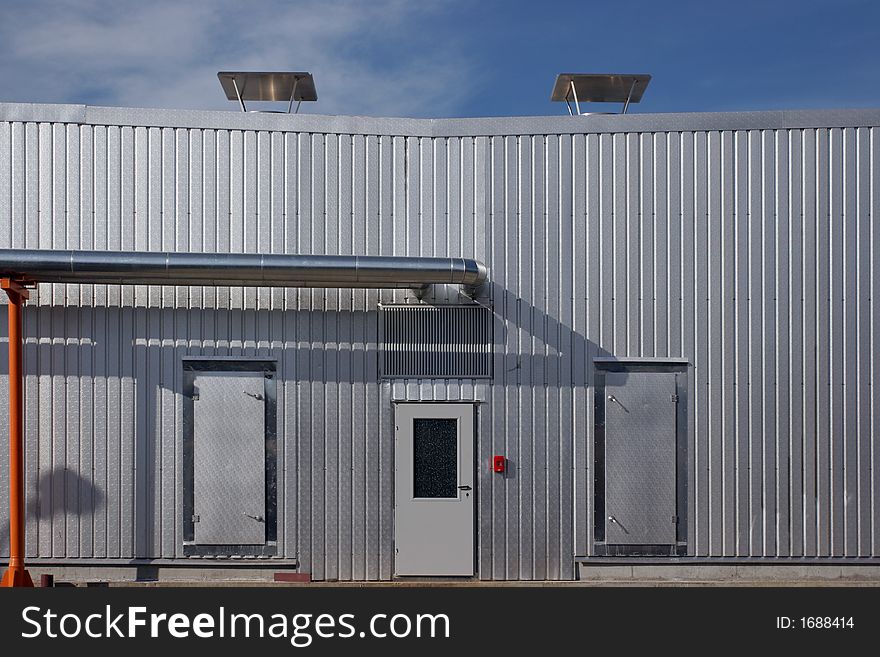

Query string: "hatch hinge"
[670, 393, 679, 403]
[192, 514, 200, 523]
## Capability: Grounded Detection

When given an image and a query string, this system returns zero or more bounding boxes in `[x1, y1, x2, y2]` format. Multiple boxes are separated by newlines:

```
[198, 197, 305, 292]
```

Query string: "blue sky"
[1, 0, 878, 117]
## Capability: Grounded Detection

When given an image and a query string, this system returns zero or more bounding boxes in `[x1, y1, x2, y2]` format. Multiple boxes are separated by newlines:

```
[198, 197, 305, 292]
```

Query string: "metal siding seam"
[495, 133, 510, 579]
[612, 133, 626, 355]
[255, 130, 271, 309]
[65, 124, 80, 307]
[815, 128, 831, 555]
[654, 133, 669, 356]
[480, 136, 498, 578]
[829, 128, 845, 555]
[788, 129, 805, 556]
[802, 128, 819, 556]
[38, 124, 51, 257]
[92, 305, 108, 557]
[626, 132, 639, 356]
[708, 129, 725, 555]
[311, 133, 326, 579]
[296, 131, 313, 574]
[270, 131, 285, 307]
[720, 129, 737, 555]
[146, 310, 159, 556]
[282, 132, 296, 309]
[694, 130, 713, 555]
[324, 133, 340, 581]
[533, 135, 548, 579]
[640, 133, 655, 357]
[364, 166, 381, 578]
[871, 127, 879, 556]
[406, 136, 418, 258]
[557, 133, 573, 579]
[159, 309, 174, 556]
[325, 310, 340, 581]
[599, 133, 613, 356]
[436, 137, 448, 263]
[547, 134, 560, 579]
[282, 306, 297, 559]
[759, 129, 776, 557]
[104, 306, 118, 557]
[746, 129, 763, 555]
[775, 129, 791, 556]
[449, 137, 462, 261]
[35, 307, 48, 556]
[855, 127, 873, 556]
[49, 307, 64, 555]
[116, 126, 132, 308]
[579, 132, 596, 557]
[0, 122, 10, 247]
[680, 131, 698, 553]
[517, 135, 532, 578]
[351, 134, 366, 580]
[79, 306, 94, 557]
[364, 303, 378, 579]
[10, 123, 26, 252]
[842, 127, 860, 555]
[191, 129, 206, 307]
[23, 123, 38, 251]
[378, 382, 393, 579]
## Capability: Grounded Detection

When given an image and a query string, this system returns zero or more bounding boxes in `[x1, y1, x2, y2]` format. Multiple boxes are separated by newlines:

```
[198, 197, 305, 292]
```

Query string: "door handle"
[457, 485, 472, 491]
[243, 391, 264, 401]
[243, 513, 264, 523]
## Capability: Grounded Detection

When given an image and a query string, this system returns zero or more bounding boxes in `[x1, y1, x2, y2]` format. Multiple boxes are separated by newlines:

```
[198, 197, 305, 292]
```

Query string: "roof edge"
[1, 101, 879, 137]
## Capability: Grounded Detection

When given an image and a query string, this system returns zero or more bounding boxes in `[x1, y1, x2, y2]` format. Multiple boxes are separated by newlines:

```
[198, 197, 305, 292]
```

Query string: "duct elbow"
[459, 259, 489, 298]
[458, 258, 489, 287]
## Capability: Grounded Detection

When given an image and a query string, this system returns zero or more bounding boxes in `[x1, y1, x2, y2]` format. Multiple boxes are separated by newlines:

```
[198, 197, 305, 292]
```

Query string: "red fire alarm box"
[493, 455, 505, 473]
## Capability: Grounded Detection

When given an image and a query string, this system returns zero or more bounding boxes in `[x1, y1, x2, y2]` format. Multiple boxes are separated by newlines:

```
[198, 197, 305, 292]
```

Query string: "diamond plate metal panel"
[193, 371, 266, 545]
[605, 372, 677, 545]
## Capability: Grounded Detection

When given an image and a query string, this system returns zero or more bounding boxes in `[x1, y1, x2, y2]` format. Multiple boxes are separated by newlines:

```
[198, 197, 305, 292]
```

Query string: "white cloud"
[0, 0, 475, 117]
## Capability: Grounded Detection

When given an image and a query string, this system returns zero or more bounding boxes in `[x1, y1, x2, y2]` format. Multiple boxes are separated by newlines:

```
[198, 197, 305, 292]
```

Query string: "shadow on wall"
[0, 467, 105, 556]
[1, 297, 611, 562]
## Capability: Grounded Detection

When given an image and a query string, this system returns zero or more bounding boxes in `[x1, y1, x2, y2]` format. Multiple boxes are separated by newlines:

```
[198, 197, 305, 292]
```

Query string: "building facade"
[0, 102, 878, 580]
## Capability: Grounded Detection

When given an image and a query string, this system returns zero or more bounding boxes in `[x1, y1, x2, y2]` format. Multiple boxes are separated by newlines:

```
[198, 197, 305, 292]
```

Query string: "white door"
[394, 403, 475, 576]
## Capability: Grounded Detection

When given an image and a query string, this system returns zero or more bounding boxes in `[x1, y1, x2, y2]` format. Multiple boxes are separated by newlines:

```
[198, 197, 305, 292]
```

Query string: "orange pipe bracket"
[1, 278, 33, 587]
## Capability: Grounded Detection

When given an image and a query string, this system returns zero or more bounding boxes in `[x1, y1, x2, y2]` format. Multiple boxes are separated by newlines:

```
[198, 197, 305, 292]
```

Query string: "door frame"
[393, 402, 478, 577]
[592, 360, 689, 556]
[182, 358, 278, 557]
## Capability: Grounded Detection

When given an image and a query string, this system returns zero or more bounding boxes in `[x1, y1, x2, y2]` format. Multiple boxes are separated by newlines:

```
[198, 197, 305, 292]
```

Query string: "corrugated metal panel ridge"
[0, 118, 877, 582]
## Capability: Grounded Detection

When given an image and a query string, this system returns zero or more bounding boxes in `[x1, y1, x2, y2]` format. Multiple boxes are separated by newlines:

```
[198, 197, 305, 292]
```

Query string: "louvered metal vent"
[381, 305, 493, 378]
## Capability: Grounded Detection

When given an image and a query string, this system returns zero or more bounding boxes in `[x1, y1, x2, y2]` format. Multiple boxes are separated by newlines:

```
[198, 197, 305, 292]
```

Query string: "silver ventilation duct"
[0, 249, 488, 291]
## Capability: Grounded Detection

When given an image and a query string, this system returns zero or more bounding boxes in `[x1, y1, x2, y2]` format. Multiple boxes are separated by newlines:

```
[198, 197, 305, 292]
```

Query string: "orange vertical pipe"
[1, 282, 33, 587]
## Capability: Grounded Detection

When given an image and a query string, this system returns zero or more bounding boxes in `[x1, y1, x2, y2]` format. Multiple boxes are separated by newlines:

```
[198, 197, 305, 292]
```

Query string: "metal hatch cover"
[604, 371, 677, 545]
[193, 370, 266, 545]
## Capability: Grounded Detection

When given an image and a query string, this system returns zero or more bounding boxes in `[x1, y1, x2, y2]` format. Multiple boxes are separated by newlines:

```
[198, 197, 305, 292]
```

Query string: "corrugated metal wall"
[0, 106, 878, 580]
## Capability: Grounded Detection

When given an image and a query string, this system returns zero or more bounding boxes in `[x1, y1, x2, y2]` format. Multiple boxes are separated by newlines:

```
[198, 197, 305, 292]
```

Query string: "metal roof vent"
[217, 71, 318, 114]
[551, 73, 651, 115]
